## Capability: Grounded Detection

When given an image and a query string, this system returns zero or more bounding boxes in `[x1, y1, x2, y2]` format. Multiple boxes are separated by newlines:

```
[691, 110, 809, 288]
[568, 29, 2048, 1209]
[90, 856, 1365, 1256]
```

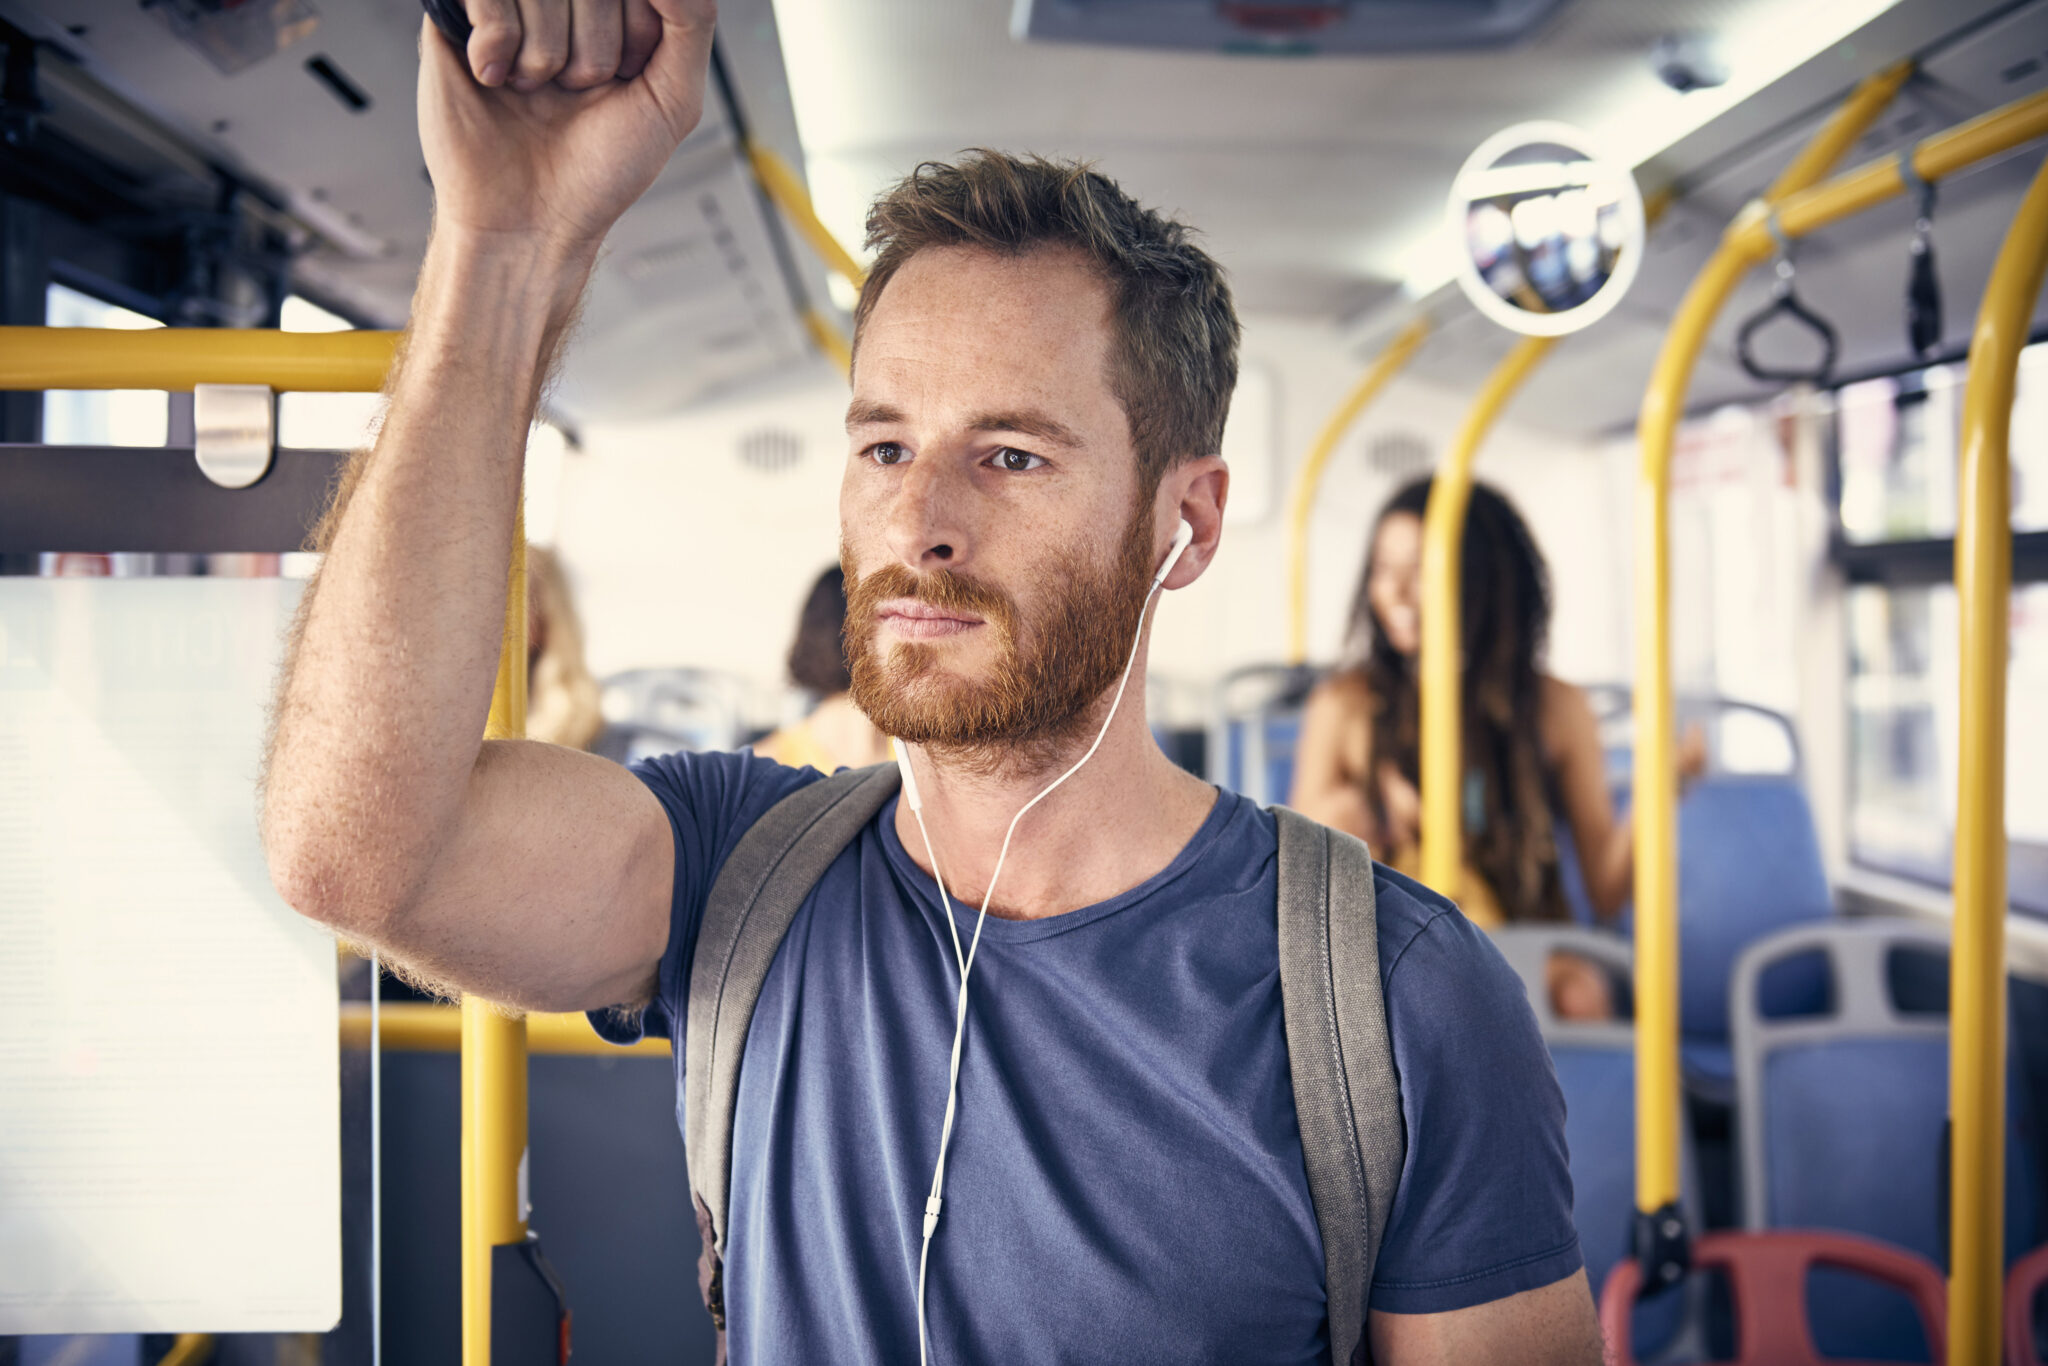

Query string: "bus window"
[1847, 580, 2048, 916]
[41, 283, 167, 447]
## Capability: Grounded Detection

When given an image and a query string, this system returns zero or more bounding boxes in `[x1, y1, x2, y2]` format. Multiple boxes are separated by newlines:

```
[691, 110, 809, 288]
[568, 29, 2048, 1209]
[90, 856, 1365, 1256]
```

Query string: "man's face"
[839, 245, 1160, 761]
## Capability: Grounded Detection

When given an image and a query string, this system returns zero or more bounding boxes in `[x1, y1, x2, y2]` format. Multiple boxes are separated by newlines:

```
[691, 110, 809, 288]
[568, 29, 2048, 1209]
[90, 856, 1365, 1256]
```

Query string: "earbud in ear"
[1153, 518, 1195, 588]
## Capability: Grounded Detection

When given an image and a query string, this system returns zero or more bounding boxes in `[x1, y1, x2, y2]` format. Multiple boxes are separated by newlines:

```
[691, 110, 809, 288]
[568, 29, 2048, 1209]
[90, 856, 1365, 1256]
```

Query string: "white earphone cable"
[909, 571, 1168, 1366]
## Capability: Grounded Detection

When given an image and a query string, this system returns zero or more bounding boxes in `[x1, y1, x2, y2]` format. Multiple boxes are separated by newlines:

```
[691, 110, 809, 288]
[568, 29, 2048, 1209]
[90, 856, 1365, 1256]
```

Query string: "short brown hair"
[787, 564, 852, 696]
[853, 150, 1240, 488]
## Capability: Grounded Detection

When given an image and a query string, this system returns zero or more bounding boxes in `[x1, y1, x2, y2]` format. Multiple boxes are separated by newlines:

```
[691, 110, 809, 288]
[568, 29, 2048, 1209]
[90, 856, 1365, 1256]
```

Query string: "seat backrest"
[1678, 775, 1833, 1040]
[1599, 1229, 1946, 1366]
[1733, 919, 2043, 1359]
[599, 666, 751, 755]
[1206, 663, 1317, 805]
[1491, 926, 1698, 1361]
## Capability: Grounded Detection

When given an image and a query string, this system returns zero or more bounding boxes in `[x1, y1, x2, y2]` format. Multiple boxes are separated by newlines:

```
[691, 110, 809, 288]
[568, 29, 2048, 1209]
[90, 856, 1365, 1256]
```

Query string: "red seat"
[2011, 1244, 2048, 1365]
[1600, 1229, 1946, 1366]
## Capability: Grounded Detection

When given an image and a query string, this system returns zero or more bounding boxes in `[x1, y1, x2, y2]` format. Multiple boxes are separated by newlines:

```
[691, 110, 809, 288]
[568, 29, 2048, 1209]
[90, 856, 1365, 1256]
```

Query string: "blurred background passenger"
[1291, 477, 1700, 1019]
[525, 542, 616, 756]
[753, 565, 891, 773]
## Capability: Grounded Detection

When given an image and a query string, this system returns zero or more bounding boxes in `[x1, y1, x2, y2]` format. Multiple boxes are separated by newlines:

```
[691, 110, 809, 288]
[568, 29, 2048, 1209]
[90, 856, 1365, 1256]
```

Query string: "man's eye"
[993, 447, 1045, 472]
[869, 442, 908, 466]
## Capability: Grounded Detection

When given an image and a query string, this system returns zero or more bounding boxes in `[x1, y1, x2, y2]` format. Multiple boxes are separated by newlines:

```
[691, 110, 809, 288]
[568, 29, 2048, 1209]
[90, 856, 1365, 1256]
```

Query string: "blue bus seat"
[1732, 920, 2043, 1361]
[1676, 775, 1833, 1099]
[1206, 664, 1317, 805]
[1492, 927, 1704, 1361]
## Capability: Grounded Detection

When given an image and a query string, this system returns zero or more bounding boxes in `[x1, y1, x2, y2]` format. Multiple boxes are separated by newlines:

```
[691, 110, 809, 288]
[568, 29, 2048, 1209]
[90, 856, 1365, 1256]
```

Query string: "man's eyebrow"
[965, 410, 1084, 449]
[845, 399, 905, 431]
[843, 401, 1085, 450]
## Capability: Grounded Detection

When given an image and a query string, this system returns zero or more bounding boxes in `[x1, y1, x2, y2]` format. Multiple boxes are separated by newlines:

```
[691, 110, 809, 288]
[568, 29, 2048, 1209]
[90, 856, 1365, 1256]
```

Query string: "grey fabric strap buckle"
[1272, 808, 1405, 1366]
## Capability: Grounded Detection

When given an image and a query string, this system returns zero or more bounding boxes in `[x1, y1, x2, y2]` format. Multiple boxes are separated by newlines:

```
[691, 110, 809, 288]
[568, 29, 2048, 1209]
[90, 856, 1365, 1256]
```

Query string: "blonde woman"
[525, 543, 607, 753]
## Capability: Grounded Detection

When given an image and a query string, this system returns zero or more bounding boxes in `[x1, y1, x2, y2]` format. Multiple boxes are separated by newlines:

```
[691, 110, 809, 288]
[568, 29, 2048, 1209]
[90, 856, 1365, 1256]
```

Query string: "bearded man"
[261, 2, 1603, 1361]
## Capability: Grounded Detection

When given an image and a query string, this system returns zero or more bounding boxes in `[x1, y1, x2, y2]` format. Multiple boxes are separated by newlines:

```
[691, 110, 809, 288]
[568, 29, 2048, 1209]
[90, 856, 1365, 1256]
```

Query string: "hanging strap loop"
[1736, 211, 1840, 385]
[1900, 146, 1943, 357]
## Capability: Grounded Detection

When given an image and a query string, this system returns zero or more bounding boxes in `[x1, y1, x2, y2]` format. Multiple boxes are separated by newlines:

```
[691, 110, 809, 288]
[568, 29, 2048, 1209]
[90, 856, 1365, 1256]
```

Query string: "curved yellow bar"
[0, 325, 397, 392]
[343, 1002, 670, 1057]
[1417, 335, 1555, 893]
[1947, 150, 2048, 1366]
[1284, 317, 1431, 664]
[156, 1334, 215, 1366]
[804, 307, 854, 377]
[1414, 190, 1676, 901]
[748, 141, 869, 291]
[1630, 62, 1912, 1219]
[464, 528, 530, 1366]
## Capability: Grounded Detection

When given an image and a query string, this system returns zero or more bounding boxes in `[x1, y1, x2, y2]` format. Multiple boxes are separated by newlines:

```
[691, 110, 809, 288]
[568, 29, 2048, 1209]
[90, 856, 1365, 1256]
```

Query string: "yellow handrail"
[1283, 316, 1431, 664]
[747, 140, 869, 292]
[803, 307, 854, 377]
[1416, 334, 1555, 893]
[464, 528, 529, 1366]
[342, 1001, 670, 1057]
[0, 325, 396, 392]
[1414, 187, 1680, 898]
[1629, 61, 1915, 1229]
[1947, 150, 2048, 1366]
[0, 146, 866, 392]
[157, 1333, 216, 1366]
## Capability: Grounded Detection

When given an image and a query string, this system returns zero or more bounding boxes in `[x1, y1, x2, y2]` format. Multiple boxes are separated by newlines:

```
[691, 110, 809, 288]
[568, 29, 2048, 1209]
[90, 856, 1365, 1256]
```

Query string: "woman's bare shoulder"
[1537, 674, 1599, 753]
[1308, 666, 1376, 714]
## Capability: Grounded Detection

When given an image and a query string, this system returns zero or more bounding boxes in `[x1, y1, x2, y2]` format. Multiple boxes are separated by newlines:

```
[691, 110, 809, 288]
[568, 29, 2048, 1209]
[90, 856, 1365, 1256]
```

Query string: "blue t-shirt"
[596, 750, 1579, 1364]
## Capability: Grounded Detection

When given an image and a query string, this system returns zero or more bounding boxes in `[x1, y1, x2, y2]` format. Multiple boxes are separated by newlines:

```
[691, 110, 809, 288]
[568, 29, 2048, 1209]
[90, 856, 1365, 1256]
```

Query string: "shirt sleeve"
[585, 749, 822, 1046]
[1366, 880, 1584, 1315]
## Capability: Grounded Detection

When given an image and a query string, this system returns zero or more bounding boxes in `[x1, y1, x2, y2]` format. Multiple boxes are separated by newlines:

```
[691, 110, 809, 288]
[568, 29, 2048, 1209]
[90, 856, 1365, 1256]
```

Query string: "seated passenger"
[1292, 478, 1700, 1019]
[525, 542, 609, 753]
[753, 565, 891, 773]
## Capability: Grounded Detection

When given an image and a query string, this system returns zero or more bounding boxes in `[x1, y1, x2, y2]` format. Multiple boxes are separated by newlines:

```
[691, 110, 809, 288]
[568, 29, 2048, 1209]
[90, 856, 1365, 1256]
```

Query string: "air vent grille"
[1366, 431, 1432, 481]
[737, 428, 804, 475]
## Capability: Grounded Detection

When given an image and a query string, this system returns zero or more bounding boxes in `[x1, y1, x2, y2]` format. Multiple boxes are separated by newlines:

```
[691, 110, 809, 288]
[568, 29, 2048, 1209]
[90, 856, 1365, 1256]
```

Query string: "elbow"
[261, 803, 406, 939]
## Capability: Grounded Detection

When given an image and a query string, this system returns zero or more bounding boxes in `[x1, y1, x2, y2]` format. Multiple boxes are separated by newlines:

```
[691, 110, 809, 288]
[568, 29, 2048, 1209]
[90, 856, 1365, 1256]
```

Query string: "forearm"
[262, 231, 595, 930]
[1588, 818, 1634, 921]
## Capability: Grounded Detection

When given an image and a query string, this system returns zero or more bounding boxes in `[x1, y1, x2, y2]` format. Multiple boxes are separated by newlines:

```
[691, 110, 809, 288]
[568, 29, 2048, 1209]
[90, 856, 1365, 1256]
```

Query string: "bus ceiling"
[0, 0, 831, 426]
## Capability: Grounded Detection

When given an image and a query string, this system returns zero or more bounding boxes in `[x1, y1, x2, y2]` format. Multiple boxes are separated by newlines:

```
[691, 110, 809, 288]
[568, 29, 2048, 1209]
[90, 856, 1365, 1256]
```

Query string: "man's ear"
[1158, 456, 1227, 591]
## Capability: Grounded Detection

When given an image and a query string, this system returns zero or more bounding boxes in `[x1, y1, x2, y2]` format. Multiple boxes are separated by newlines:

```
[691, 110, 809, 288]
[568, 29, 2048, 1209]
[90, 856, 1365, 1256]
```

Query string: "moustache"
[844, 562, 1017, 637]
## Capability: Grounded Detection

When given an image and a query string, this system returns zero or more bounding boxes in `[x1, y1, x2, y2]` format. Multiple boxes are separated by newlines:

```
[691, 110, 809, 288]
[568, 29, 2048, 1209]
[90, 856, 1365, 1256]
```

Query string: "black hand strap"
[423, 0, 473, 46]
[1736, 217, 1838, 386]
[1902, 150, 1943, 358]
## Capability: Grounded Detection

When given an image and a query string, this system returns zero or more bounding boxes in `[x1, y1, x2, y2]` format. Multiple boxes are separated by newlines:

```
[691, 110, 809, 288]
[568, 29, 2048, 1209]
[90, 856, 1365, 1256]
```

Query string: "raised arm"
[260, 0, 715, 1012]
[1544, 677, 1705, 923]
[1288, 674, 1381, 846]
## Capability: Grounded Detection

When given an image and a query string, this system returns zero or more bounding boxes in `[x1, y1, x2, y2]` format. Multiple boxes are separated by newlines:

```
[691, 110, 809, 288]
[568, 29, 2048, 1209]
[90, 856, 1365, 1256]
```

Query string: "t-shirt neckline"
[877, 781, 1243, 944]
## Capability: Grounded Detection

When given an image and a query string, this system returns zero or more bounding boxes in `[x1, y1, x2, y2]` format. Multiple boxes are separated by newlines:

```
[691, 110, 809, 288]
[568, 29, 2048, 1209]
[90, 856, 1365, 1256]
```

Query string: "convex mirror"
[1448, 121, 1645, 337]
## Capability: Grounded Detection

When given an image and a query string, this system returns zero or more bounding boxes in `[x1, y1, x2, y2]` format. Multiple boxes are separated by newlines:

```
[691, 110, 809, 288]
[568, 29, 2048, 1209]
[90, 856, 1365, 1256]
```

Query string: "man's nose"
[883, 458, 971, 571]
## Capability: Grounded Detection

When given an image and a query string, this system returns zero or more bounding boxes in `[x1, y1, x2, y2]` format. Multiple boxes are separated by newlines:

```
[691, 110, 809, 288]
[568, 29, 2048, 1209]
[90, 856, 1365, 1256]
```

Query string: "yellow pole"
[463, 525, 529, 1365]
[1416, 334, 1555, 893]
[0, 325, 395, 392]
[1413, 191, 1677, 897]
[1284, 317, 1431, 664]
[803, 307, 853, 378]
[746, 141, 869, 291]
[157, 1334, 215, 1366]
[1947, 151, 2048, 1366]
[1630, 60, 1912, 1223]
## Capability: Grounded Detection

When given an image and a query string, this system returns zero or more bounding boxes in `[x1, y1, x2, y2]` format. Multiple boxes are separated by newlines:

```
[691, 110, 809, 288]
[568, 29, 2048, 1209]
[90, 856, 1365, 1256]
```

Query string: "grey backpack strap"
[683, 761, 902, 1336]
[1272, 807, 1405, 1366]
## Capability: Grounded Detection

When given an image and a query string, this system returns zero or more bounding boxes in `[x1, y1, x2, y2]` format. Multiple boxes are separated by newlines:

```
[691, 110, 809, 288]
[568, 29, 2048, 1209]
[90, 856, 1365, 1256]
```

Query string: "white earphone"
[898, 516, 1194, 1366]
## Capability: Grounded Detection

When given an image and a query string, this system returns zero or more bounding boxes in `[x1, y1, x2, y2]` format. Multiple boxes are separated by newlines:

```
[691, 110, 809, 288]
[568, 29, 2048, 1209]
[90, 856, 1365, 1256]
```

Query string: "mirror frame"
[1446, 119, 1647, 338]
